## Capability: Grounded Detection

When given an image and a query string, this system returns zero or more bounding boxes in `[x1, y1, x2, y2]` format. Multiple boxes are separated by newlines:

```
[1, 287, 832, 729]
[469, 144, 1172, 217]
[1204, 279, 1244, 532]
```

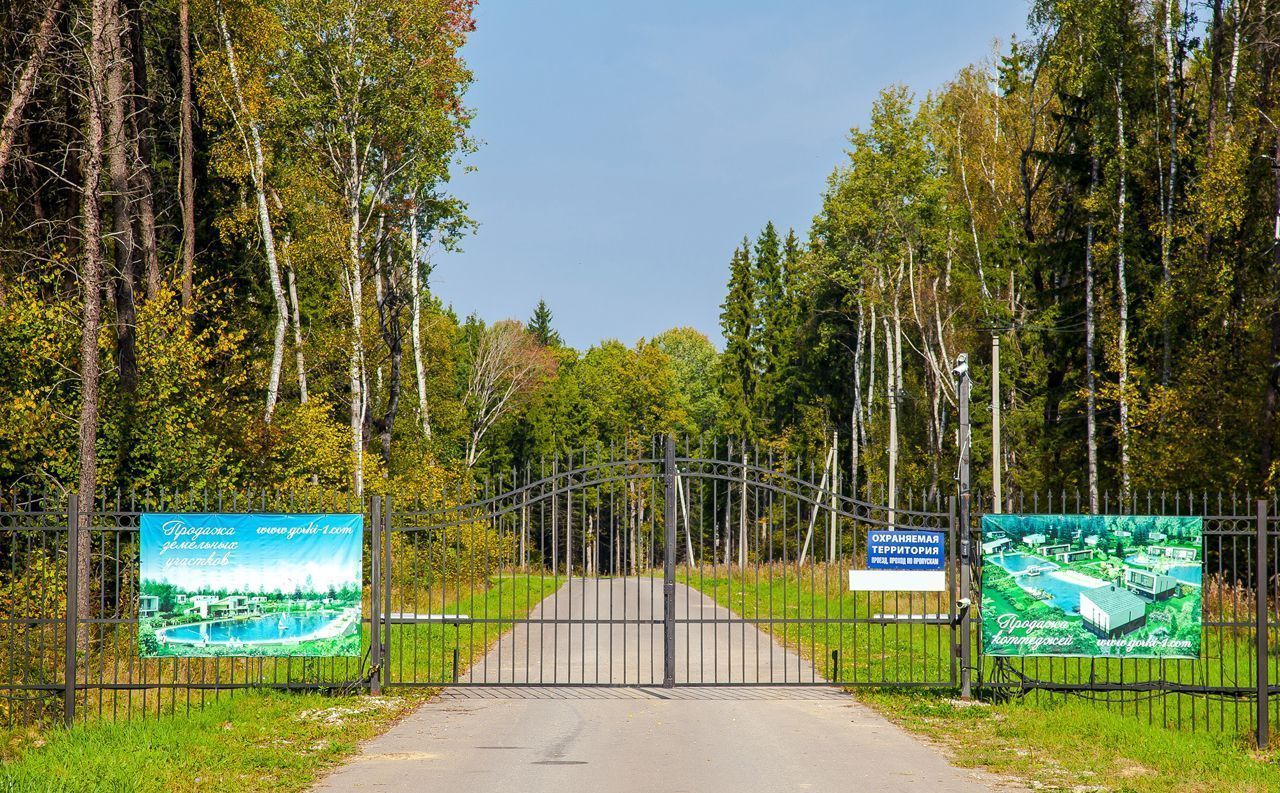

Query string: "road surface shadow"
[436, 685, 850, 701]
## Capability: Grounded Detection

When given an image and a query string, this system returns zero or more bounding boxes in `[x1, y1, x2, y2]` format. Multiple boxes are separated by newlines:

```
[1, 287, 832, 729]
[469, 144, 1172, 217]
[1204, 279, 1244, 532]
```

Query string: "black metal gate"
[372, 436, 958, 690]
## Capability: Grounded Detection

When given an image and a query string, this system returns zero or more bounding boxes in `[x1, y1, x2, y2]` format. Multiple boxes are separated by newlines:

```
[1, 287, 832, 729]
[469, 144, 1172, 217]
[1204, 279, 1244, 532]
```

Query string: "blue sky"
[432, 1, 1030, 349]
[140, 514, 363, 592]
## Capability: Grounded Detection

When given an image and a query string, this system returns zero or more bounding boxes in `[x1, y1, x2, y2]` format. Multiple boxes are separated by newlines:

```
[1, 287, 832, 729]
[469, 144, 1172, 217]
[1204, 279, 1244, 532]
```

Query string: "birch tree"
[275, 0, 474, 491]
[463, 320, 552, 467]
[210, 0, 289, 423]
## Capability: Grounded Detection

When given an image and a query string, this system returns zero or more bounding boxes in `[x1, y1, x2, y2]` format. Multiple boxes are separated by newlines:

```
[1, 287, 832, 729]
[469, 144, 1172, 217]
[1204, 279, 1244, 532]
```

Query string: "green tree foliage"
[654, 327, 721, 435]
[2, 0, 1280, 507]
[718, 240, 758, 439]
[528, 299, 562, 347]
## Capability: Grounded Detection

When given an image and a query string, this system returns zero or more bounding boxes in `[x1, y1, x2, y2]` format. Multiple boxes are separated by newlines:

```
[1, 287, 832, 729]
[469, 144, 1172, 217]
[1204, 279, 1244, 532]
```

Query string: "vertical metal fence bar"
[370, 495, 382, 695]
[1258, 499, 1269, 748]
[64, 492, 79, 727]
[382, 495, 393, 691]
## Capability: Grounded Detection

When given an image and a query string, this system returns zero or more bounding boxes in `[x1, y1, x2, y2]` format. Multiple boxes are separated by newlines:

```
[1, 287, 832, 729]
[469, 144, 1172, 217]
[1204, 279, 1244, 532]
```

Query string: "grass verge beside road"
[685, 565, 1280, 792]
[1, 692, 422, 793]
[1, 574, 557, 792]
[864, 691, 1280, 793]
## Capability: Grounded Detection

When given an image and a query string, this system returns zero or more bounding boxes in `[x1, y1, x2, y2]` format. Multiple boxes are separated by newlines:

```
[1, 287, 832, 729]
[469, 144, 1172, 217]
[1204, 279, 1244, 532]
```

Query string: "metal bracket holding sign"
[849, 529, 947, 591]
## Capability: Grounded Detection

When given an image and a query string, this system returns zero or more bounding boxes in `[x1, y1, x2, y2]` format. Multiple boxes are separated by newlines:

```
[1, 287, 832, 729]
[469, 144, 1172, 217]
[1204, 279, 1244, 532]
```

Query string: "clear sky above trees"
[437, 0, 1029, 348]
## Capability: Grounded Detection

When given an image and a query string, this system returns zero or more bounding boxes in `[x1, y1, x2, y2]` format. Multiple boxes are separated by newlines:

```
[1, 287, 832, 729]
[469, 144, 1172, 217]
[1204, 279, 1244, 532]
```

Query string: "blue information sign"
[865, 530, 946, 570]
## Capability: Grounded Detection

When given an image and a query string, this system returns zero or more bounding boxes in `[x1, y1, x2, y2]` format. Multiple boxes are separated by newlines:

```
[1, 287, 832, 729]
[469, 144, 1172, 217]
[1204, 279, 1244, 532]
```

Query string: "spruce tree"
[753, 222, 786, 431]
[528, 298, 562, 347]
[719, 240, 757, 439]
[770, 228, 803, 428]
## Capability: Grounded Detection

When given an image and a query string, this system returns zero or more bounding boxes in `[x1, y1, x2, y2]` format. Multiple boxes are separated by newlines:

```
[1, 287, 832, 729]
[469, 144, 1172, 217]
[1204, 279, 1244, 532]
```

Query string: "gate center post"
[663, 435, 677, 688]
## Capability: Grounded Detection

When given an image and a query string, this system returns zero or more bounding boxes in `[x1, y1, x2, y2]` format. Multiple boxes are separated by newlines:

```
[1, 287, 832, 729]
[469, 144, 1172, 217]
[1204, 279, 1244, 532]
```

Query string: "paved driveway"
[314, 580, 1014, 792]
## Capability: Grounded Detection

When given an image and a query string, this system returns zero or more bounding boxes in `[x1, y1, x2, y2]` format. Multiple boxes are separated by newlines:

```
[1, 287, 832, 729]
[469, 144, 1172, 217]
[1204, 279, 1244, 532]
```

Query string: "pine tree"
[528, 298, 562, 347]
[719, 240, 757, 438]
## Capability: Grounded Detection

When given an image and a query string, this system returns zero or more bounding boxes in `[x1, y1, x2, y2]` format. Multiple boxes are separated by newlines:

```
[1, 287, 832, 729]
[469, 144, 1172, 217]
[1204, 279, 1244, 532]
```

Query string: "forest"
[1, 0, 1279, 509]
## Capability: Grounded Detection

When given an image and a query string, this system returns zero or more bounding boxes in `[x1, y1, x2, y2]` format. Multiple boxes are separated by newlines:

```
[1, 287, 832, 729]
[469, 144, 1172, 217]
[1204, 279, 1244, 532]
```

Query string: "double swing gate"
[0, 437, 961, 728]
[372, 437, 959, 690]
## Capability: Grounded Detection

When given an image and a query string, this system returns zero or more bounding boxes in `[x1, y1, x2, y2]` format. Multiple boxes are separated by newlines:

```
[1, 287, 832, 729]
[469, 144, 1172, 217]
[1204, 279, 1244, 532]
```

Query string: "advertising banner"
[139, 513, 363, 657]
[981, 514, 1202, 658]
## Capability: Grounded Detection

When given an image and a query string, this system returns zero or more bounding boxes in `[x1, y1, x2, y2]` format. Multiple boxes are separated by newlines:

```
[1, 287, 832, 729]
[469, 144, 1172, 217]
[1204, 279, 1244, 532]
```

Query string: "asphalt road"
[313, 579, 1013, 792]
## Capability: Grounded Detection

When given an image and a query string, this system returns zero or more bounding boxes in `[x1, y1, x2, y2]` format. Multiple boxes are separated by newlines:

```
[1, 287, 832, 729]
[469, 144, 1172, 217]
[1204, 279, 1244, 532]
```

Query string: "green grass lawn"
[1, 574, 558, 792]
[684, 564, 1280, 792]
[0, 691, 423, 793]
[863, 691, 1280, 793]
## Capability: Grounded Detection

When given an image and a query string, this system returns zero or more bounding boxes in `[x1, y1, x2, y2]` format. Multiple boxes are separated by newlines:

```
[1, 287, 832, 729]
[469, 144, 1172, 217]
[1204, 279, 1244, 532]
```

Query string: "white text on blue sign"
[865, 530, 946, 571]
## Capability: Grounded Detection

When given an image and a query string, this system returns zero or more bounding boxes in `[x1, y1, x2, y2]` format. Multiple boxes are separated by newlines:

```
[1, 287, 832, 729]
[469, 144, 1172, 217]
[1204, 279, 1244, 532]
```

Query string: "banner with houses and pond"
[139, 513, 363, 657]
[981, 515, 1202, 658]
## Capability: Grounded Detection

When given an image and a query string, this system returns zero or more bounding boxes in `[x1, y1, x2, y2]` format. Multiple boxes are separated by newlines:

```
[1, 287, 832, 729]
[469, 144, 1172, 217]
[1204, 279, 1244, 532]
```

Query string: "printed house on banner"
[139, 595, 160, 618]
[1080, 585, 1147, 638]
[185, 594, 251, 619]
[1124, 567, 1178, 600]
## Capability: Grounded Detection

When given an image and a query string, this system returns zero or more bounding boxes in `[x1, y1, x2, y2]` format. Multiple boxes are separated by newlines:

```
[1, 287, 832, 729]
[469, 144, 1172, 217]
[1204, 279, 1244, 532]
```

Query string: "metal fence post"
[382, 494, 393, 691]
[959, 491, 972, 700]
[1258, 498, 1269, 748]
[64, 492, 79, 727]
[955, 353, 972, 700]
[370, 495, 382, 695]
[662, 435, 677, 688]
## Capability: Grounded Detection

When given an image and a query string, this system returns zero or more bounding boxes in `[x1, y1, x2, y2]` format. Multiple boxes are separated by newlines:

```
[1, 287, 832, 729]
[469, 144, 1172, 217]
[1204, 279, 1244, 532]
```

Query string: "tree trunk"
[105, 0, 137, 403]
[851, 297, 865, 500]
[122, 0, 160, 297]
[1262, 136, 1280, 482]
[1085, 155, 1100, 513]
[77, 0, 111, 648]
[1225, 0, 1240, 124]
[866, 303, 877, 432]
[287, 263, 307, 403]
[1161, 0, 1178, 385]
[1207, 0, 1225, 155]
[376, 226, 403, 467]
[347, 143, 365, 497]
[1116, 77, 1131, 502]
[0, 0, 65, 177]
[214, 0, 287, 423]
[178, 0, 195, 308]
[410, 215, 431, 437]
[271, 187, 307, 405]
[885, 315, 898, 527]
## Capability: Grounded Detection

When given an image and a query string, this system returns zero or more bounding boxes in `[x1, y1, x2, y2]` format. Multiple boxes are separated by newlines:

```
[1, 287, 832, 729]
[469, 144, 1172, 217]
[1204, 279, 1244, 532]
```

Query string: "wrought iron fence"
[1, 461, 1275, 747]
[972, 489, 1279, 744]
[0, 487, 371, 730]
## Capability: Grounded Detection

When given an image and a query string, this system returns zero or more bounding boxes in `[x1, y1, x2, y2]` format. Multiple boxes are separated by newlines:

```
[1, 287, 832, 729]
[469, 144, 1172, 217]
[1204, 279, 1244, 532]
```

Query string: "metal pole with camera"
[952, 353, 972, 699]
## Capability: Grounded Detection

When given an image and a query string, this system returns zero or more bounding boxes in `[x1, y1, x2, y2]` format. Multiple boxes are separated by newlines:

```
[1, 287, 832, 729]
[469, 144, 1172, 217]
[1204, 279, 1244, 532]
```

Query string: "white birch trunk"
[410, 215, 430, 437]
[287, 262, 307, 403]
[348, 168, 364, 497]
[1161, 0, 1178, 384]
[215, 0, 287, 423]
[885, 315, 898, 528]
[1085, 155, 1100, 513]
[851, 298, 865, 500]
[1116, 78, 1131, 502]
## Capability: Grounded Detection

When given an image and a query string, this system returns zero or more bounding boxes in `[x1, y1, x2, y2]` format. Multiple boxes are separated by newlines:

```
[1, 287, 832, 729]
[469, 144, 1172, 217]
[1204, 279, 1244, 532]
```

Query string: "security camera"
[952, 353, 969, 380]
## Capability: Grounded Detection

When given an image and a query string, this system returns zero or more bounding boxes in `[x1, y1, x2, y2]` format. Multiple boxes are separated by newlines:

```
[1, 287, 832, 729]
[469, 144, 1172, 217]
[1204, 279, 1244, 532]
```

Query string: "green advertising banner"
[139, 513, 363, 658]
[981, 515, 1202, 658]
